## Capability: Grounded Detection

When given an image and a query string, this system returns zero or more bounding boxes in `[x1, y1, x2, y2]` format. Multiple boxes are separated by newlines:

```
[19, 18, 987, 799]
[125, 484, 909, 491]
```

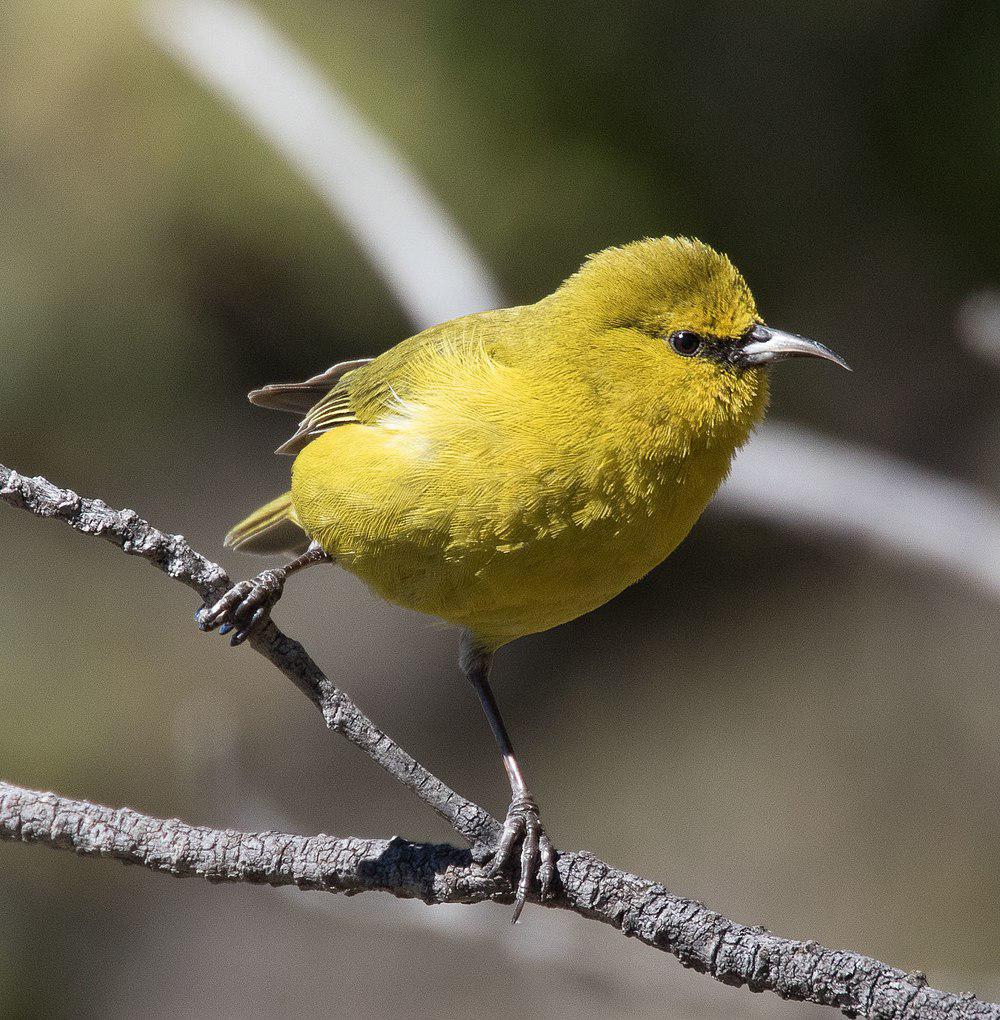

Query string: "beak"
[738, 325, 851, 371]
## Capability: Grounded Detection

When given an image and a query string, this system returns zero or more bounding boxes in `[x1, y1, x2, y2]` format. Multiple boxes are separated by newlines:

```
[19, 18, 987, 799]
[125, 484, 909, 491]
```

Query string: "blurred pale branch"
[721, 423, 1000, 598]
[143, 0, 1000, 599]
[956, 290, 1000, 367]
[143, 0, 502, 328]
[3, 465, 1000, 1019]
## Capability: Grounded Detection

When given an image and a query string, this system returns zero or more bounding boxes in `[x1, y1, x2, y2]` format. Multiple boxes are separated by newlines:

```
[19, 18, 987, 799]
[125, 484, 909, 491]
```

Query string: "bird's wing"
[271, 309, 519, 456]
[273, 384, 362, 455]
[248, 358, 373, 416]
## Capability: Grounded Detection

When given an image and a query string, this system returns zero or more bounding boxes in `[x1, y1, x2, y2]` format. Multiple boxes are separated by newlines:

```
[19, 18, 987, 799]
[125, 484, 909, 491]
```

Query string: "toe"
[487, 815, 523, 877]
[512, 815, 540, 924]
[199, 583, 250, 631]
[537, 835, 556, 902]
[197, 576, 281, 637]
[230, 605, 268, 645]
[228, 595, 260, 630]
[197, 601, 224, 630]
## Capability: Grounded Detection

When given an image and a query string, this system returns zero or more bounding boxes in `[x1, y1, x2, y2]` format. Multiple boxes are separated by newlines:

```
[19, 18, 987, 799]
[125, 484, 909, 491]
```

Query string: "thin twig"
[3, 466, 999, 1016]
[0, 463, 500, 849]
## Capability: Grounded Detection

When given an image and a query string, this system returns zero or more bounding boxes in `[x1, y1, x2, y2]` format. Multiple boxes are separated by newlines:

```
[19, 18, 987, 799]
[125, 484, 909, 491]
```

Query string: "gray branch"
[1, 464, 996, 1019]
[0, 464, 498, 849]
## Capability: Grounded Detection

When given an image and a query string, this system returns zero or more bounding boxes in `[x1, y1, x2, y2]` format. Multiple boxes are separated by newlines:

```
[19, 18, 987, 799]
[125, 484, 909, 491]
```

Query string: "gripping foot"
[487, 792, 557, 922]
[196, 569, 285, 645]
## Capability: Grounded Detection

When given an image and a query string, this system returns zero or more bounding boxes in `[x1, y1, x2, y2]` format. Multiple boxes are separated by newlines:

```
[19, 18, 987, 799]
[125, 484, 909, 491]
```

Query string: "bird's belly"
[292, 425, 730, 648]
[343, 499, 703, 647]
[434, 514, 696, 644]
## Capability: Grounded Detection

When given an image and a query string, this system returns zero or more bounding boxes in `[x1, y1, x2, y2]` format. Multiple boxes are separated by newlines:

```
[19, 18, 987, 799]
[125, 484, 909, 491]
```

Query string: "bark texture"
[0, 465, 497, 847]
[1, 463, 997, 1019]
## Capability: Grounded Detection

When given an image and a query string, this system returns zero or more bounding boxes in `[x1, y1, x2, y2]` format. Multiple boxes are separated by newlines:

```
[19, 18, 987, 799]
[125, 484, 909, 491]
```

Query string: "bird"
[196, 235, 849, 921]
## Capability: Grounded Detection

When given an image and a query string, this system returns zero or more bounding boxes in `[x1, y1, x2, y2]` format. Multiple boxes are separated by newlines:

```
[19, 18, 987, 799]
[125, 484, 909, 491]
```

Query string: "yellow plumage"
[230, 236, 769, 650]
[209, 234, 847, 917]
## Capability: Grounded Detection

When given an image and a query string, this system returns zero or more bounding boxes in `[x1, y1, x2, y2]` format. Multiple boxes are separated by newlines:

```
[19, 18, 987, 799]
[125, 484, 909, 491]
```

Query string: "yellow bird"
[198, 235, 848, 919]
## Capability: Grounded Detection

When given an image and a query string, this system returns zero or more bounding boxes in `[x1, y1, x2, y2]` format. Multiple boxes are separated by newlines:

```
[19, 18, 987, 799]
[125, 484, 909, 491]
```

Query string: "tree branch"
[3, 781, 995, 1019]
[2, 463, 997, 1018]
[0, 464, 499, 849]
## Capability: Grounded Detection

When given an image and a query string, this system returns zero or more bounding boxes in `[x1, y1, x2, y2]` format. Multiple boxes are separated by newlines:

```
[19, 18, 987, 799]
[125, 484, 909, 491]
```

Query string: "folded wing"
[249, 309, 519, 457]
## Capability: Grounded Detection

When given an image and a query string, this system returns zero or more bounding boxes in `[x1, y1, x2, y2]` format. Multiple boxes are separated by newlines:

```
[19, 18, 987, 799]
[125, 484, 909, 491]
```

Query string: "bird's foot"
[487, 792, 556, 922]
[196, 569, 285, 645]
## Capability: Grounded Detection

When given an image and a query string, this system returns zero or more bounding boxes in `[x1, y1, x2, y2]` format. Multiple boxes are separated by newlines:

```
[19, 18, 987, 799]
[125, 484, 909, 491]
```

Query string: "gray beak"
[738, 325, 851, 371]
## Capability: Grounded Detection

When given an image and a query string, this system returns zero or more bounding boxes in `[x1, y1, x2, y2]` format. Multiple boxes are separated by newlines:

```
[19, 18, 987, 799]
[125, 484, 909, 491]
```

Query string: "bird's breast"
[292, 351, 759, 648]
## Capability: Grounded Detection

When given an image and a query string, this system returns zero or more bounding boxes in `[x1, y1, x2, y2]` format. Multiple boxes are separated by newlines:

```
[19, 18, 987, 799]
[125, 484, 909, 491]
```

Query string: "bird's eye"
[669, 330, 702, 357]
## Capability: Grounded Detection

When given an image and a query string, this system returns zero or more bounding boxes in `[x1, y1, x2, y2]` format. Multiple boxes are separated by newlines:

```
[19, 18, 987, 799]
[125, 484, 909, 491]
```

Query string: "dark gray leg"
[197, 542, 331, 645]
[460, 631, 556, 921]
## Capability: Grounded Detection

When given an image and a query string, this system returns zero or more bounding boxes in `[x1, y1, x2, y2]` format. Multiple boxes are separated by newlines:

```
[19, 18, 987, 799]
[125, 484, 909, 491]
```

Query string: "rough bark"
[1, 463, 996, 1019]
[0, 465, 497, 848]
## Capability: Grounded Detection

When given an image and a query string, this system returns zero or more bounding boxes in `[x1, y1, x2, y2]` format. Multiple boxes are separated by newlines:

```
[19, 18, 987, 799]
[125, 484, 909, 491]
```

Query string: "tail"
[225, 492, 311, 556]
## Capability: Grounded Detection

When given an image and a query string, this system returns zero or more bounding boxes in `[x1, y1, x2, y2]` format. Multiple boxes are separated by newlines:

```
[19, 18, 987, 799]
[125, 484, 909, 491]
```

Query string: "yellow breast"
[291, 329, 767, 650]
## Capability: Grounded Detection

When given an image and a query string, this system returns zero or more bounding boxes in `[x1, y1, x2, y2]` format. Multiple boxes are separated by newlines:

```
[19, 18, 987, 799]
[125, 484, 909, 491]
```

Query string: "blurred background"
[3, 1, 1000, 1016]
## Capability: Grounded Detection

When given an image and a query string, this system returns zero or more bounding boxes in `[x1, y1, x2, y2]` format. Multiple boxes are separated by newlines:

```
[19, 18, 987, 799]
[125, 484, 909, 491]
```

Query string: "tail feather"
[225, 492, 310, 556]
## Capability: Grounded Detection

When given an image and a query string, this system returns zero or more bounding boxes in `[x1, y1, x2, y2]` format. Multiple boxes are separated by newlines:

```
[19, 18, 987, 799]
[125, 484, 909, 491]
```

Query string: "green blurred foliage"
[3, 1, 1000, 1016]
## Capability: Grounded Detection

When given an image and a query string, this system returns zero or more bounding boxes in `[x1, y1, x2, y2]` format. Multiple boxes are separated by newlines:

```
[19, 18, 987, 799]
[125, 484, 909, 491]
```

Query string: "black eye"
[669, 330, 702, 357]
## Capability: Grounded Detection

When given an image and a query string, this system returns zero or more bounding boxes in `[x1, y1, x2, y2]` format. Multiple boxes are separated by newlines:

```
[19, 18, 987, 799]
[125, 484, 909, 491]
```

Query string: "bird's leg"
[197, 542, 331, 645]
[460, 631, 556, 921]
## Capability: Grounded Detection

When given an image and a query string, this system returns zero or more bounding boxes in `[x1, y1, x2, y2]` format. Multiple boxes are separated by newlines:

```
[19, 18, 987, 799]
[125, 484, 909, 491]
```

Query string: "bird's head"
[555, 235, 848, 446]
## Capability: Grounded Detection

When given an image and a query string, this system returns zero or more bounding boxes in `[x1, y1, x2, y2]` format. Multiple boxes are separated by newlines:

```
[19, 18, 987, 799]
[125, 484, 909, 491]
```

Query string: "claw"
[231, 605, 268, 645]
[196, 571, 284, 643]
[487, 792, 555, 922]
[513, 816, 539, 923]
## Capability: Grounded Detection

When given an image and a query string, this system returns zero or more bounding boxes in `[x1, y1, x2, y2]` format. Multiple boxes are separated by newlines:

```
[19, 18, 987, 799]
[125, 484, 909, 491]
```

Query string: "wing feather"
[274, 387, 361, 455]
[251, 308, 522, 457]
[248, 358, 372, 416]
